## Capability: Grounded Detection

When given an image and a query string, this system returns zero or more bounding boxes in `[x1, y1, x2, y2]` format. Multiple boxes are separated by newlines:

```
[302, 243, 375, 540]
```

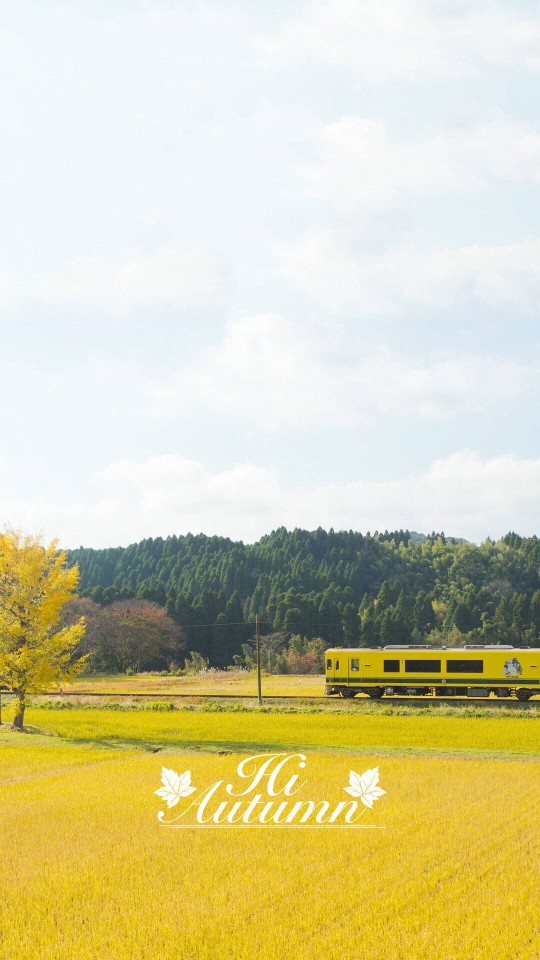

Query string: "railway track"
[2, 690, 538, 708]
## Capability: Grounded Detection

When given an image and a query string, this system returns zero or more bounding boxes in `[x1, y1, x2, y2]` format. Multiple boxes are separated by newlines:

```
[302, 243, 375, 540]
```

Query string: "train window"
[384, 659, 400, 672]
[326, 659, 332, 670]
[351, 658, 360, 672]
[447, 659, 483, 673]
[405, 659, 441, 673]
[335, 660, 340, 671]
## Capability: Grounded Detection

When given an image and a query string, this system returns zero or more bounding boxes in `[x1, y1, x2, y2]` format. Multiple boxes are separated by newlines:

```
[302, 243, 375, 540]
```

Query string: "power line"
[173, 620, 360, 630]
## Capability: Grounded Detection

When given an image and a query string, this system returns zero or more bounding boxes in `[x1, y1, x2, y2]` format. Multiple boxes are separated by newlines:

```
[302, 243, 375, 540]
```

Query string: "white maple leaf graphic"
[154, 767, 196, 808]
[344, 767, 386, 808]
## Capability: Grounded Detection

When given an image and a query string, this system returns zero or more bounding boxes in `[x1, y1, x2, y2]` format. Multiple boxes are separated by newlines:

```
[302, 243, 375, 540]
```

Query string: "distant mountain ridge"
[408, 531, 468, 545]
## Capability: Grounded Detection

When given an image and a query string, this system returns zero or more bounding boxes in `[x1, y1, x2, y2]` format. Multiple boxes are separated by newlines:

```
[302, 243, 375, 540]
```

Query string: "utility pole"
[256, 613, 262, 704]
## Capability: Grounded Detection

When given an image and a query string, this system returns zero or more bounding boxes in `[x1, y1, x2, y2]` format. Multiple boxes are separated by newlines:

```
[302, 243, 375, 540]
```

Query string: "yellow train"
[325, 645, 540, 700]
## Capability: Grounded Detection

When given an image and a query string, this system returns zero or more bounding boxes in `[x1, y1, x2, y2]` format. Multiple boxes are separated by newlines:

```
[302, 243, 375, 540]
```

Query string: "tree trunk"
[12, 689, 26, 730]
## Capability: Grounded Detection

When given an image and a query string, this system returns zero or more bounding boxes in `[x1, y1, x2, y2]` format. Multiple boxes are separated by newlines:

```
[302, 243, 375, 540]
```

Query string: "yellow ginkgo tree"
[0, 529, 86, 730]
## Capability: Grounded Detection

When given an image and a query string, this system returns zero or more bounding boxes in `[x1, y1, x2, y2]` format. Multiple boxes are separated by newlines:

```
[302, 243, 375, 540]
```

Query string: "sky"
[2, 0, 540, 548]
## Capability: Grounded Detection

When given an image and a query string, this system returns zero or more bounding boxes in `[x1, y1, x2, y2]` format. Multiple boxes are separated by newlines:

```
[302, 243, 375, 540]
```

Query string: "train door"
[326, 654, 334, 685]
[349, 655, 361, 684]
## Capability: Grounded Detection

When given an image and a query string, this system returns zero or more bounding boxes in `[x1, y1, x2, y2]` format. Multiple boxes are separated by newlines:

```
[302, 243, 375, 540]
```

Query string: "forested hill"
[68, 528, 540, 668]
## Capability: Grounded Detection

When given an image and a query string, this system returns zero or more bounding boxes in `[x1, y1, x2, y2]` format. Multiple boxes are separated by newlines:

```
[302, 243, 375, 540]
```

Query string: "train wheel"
[516, 689, 532, 701]
[367, 687, 383, 699]
[340, 688, 355, 698]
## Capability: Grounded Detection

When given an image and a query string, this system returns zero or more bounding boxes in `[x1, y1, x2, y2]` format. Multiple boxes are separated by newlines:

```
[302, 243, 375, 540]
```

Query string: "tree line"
[66, 528, 540, 670]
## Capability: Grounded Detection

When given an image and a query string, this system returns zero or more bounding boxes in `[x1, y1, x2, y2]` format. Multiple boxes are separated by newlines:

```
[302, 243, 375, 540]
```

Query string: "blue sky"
[2, 0, 540, 547]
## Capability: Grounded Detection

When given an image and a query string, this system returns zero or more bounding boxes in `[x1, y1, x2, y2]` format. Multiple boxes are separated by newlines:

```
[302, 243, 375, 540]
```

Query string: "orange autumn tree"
[0, 529, 86, 729]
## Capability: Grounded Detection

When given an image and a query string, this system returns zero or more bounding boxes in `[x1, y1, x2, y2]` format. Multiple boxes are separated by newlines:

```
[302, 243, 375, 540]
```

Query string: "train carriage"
[325, 645, 540, 700]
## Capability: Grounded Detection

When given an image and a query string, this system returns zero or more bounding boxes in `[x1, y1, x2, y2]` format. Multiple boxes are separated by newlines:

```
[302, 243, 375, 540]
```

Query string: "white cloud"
[345, 353, 532, 420]
[0, 457, 281, 549]
[150, 313, 356, 429]
[1, 244, 231, 316]
[2, 450, 540, 548]
[304, 116, 540, 210]
[280, 227, 540, 314]
[258, 0, 540, 82]
[95, 456, 279, 534]
[148, 313, 535, 427]
[291, 450, 540, 543]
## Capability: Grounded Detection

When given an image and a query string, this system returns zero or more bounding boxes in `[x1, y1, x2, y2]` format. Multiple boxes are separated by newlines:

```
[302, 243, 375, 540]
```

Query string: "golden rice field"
[1, 706, 539, 960]
[63, 670, 323, 697]
[3, 703, 540, 756]
[57, 667, 540, 699]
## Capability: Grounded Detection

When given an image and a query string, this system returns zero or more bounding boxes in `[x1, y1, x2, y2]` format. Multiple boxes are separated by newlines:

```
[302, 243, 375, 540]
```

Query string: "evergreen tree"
[341, 603, 358, 646]
[67, 528, 540, 668]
